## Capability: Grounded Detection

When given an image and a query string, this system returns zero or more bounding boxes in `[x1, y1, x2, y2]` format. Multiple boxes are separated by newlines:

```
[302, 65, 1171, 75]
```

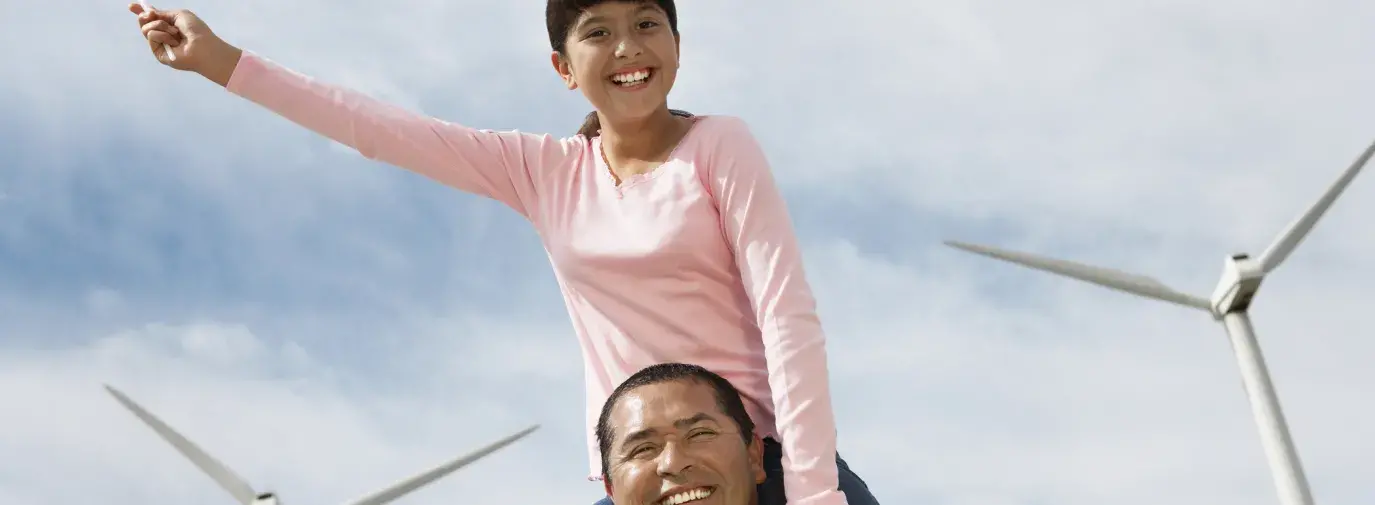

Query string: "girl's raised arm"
[224, 50, 571, 219]
[134, 5, 574, 220]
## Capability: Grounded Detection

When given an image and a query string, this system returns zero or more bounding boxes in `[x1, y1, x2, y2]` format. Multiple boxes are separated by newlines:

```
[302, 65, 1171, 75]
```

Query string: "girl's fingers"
[140, 19, 179, 37]
[146, 29, 179, 47]
[133, 4, 176, 31]
[135, 7, 160, 25]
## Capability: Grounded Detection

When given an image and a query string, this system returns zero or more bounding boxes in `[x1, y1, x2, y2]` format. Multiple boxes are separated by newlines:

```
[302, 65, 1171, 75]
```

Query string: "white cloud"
[3, 0, 1372, 504]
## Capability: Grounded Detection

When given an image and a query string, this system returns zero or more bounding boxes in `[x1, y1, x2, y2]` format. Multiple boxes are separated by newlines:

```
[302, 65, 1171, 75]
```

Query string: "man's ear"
[674, 34, 682, 69]
[550, 51, 578, 90]
[748, 433, 766, 484]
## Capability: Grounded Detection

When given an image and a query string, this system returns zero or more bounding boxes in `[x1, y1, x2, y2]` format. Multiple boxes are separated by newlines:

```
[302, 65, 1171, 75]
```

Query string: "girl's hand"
[128, 3, 241, 86]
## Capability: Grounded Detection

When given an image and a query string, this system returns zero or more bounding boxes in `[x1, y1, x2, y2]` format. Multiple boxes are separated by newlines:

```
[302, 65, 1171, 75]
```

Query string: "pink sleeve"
[225, 51, 575, 221]
[704, 117, 848, 505]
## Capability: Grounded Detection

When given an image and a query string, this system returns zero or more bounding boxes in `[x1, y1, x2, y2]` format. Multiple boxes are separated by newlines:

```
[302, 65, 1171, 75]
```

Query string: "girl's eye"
[638, 20, 659, 29]
[587, 29, 609, 38]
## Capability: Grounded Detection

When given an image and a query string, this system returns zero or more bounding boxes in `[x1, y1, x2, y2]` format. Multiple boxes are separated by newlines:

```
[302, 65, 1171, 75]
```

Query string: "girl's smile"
[610, 67, 655, 90]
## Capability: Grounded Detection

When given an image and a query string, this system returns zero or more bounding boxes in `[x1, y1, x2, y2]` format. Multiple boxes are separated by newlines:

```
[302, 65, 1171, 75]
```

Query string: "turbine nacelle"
[1210, 253, 1266, 317]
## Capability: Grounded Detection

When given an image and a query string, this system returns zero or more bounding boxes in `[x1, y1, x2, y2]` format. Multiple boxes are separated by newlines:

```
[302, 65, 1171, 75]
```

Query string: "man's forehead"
[610, 381, 720, 435]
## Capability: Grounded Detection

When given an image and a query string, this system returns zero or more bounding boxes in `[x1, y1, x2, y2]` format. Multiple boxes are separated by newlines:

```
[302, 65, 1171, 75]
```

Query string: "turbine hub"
[1210, 254, 1265, 316]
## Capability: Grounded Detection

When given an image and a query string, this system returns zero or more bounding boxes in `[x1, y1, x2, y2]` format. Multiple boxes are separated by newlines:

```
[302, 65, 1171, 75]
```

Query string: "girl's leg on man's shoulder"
[756, 438, 786, 504]
[756, 438, 880, 505]
[835, 455, 880, 505]
[592, 495, 614, 505]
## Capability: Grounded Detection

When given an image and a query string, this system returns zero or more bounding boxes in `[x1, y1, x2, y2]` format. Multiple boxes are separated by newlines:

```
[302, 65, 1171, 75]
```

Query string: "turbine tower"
[945, 139, 1372, 505]
[104, 385, 538, 505]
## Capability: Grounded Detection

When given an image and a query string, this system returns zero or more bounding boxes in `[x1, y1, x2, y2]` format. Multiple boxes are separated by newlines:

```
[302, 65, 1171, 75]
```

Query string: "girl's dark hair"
[545, 0, 683, 138]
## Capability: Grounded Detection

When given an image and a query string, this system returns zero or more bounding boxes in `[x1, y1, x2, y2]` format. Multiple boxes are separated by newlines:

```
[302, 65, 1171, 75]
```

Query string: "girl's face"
[552, 2, 679, 124]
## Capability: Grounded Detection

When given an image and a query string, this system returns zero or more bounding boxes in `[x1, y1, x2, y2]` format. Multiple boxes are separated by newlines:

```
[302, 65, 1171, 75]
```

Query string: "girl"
[129, 1, 881, 504]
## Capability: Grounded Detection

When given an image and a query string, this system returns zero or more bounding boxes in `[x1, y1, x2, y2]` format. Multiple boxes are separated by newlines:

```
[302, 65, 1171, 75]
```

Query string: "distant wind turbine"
[104, 384, 538, 505]
[945, 139, 1372, 505]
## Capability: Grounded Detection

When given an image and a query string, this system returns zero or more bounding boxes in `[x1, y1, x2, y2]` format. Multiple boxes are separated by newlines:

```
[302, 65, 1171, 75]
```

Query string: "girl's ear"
[550, 52, 578, 90]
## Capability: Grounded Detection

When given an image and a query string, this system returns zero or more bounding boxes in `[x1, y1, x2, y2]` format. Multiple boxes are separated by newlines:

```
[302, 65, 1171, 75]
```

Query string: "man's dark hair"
[595, 362, 756, 481]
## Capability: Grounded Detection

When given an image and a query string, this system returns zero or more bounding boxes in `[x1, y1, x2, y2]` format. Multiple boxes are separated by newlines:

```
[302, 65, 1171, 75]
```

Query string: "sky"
[1, 0, 1372, 504]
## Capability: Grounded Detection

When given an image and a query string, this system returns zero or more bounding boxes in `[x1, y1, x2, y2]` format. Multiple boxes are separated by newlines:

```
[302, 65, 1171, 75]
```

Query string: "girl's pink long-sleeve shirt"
[225, 51, 846, 505]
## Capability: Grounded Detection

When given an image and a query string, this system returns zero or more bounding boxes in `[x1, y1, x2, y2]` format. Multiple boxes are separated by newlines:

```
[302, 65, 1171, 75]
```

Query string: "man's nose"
[614, 37, 644, 58]
[655, 441, 693, 476]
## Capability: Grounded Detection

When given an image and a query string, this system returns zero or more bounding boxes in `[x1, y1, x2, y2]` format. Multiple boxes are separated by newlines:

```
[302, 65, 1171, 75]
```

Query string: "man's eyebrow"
[620, 427, 657, 447]
[674, 412, 718, 430]
[618, 413, 720, 449]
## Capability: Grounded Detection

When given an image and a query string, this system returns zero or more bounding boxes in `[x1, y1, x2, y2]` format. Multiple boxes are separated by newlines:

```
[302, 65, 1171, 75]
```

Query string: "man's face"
[604, 380, 766, 505]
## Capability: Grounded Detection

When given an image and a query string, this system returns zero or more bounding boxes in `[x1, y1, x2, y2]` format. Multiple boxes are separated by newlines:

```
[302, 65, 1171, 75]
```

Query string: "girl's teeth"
[613, 70, 651, 85]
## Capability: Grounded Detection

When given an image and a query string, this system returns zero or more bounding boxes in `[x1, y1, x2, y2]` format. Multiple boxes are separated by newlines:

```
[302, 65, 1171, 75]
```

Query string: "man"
[593, 362, 769, 505]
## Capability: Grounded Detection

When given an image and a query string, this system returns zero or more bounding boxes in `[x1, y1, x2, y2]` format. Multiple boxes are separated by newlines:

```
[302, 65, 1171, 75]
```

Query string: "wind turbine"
[104, 384, 538, 505]
[944, 139, 1372, 505]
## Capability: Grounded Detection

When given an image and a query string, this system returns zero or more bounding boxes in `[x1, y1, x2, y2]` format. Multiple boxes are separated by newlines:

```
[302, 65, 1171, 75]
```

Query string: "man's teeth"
[661, 487, 712, 505]
[612, 70, 651, 85]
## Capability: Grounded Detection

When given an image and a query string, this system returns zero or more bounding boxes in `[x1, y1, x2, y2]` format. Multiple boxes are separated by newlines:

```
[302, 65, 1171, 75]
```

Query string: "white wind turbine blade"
[340, 424, 540, 505]
[104, 385, 260, 505]
[1257, 138, 1374, 273]
[945, 240, 1212, 310]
